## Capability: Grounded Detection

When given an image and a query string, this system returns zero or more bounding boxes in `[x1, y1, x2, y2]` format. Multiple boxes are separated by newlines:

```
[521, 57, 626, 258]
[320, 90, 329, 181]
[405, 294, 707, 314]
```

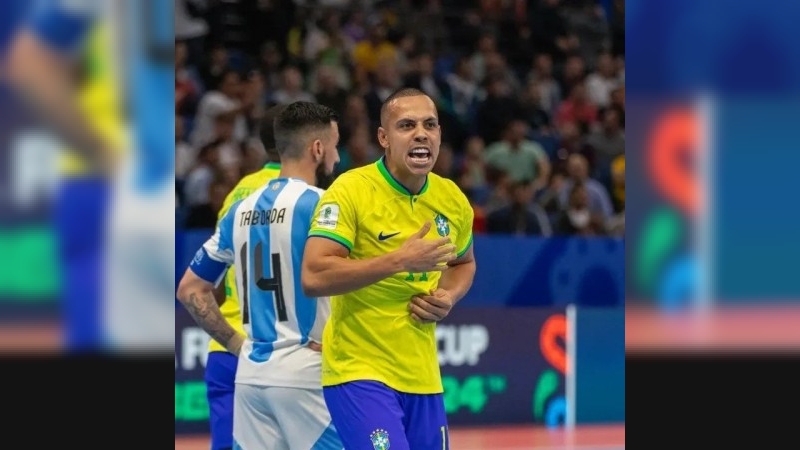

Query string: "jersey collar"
[376, 156, 429, 197]
[263, 162, 281, 170]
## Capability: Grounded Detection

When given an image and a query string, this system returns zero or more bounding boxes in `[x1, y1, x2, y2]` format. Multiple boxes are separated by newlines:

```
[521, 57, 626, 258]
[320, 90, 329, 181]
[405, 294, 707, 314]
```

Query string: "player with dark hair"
[178, 101, 343, 450]
[302, 88, 477, 449]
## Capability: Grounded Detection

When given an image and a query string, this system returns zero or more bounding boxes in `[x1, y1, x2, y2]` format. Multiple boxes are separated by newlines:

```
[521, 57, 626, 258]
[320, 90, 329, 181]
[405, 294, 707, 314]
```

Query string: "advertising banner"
[176, 306, 569, 433]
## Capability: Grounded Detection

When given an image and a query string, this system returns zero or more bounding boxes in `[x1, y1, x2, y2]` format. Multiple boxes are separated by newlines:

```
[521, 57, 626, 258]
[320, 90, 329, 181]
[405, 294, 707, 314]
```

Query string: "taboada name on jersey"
[239, 207, 287, 227]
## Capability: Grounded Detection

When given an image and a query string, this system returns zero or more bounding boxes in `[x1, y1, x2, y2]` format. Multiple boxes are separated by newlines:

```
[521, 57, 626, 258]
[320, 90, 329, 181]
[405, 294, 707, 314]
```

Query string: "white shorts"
[233, 384, 342, 450]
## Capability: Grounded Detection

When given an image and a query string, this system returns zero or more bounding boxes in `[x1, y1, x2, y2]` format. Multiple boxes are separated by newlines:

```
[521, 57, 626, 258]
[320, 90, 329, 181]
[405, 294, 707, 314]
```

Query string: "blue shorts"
[53, 176, 110, 352]
[323, 380, 449, 450]
[205, 351, 238, 450]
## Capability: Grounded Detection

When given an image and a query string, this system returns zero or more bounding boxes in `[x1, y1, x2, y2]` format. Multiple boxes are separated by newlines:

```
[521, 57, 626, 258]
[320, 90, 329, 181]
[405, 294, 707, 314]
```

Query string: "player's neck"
[385, 160, 426, 194]
[278, 159, 316, 186]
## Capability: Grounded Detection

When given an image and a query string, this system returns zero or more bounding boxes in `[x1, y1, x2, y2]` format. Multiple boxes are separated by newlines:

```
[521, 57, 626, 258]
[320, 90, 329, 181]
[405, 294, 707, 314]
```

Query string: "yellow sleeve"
[217, 189, 239, 223]
[308, 173, 360, 252]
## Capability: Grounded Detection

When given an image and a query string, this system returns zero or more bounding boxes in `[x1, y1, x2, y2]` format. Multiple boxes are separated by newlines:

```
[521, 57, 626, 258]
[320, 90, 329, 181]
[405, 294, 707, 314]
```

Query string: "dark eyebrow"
[395, 117, 439, 125]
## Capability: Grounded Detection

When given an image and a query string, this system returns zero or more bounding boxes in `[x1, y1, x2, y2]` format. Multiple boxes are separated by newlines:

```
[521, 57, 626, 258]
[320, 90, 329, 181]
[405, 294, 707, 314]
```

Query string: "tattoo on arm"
[185, 292, 237, 347]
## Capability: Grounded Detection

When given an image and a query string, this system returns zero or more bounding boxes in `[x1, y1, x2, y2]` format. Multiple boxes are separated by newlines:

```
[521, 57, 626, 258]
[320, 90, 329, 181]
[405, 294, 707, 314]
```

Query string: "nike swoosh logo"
[378, 231, 401, 241]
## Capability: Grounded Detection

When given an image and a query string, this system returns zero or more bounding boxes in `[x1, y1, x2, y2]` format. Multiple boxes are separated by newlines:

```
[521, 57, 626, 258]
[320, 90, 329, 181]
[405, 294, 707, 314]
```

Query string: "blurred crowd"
[175, 0, 625, 237]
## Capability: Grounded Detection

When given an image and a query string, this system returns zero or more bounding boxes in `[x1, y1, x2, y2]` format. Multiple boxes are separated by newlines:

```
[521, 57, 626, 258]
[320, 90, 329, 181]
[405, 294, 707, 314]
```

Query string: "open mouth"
[407, 147, 431, 165]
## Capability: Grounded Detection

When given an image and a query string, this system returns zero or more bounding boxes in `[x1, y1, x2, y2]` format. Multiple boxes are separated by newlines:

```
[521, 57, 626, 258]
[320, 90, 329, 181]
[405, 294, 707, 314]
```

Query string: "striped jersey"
[207, 162, 281, 354]
[190, 177, 329, 389]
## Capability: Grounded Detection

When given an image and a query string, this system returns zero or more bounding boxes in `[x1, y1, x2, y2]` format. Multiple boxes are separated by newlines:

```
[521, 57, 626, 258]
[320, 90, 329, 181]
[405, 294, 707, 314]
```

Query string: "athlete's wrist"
[225, 333, 245, 356]
[385, 251, 407, 274]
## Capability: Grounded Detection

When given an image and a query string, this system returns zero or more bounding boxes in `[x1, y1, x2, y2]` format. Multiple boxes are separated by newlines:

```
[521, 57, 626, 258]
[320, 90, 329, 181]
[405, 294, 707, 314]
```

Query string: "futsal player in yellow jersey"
[204, 104, 284, 450]
[303, 88, 476, 450]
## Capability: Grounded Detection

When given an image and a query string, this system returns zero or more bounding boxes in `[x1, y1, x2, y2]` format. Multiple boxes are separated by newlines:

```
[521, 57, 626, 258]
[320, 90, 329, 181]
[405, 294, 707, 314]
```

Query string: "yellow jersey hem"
[322, 374, 444, 395]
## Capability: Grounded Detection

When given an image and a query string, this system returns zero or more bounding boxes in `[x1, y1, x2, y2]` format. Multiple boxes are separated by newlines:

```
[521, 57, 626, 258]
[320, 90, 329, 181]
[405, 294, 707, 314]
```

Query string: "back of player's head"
[274, 101, 338, 160]
[379, 87, 431, 127]
[259, 104, 287, 162]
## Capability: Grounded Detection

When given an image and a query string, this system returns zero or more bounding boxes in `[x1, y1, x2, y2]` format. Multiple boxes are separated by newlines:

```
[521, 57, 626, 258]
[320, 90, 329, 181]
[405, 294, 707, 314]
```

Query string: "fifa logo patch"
[316, 203, 339, 229]
[434, 213, 450, 237]
[369, 428, 390, 450]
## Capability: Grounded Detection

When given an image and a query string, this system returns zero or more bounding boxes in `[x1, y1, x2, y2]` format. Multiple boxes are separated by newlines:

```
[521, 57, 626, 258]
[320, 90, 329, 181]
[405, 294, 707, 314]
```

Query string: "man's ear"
[377, 127, 389, 149]
[311, 140, 323, 162]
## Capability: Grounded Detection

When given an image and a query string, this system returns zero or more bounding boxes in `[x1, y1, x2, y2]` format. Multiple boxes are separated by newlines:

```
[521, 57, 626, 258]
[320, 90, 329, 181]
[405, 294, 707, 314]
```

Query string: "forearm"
[437, 260, 476, 304]
[177, 284, 242, 353]
[8, 32, 115, 175]
[303, 253, 404, 297]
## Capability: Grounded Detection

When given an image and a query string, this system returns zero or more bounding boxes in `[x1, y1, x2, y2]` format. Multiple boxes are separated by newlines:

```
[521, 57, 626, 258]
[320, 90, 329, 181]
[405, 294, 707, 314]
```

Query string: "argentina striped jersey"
[190, 177, 330, 389]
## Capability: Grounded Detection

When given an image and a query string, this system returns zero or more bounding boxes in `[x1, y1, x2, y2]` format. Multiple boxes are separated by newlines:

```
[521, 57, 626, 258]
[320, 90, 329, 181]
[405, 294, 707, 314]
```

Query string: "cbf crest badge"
[370, 428, 390, 450]
[434, 213, 450, 237]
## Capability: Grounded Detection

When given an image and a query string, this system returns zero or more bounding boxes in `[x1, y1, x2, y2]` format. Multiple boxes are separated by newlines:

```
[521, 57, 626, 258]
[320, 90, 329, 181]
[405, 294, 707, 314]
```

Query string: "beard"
[315, 161, 336, 189]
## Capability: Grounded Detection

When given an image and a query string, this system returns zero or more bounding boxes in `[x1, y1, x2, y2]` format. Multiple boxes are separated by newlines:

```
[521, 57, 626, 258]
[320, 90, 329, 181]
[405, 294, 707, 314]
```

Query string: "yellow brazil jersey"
[208, 162, 282, 353]
[308, 157, 474, 394]
[60, 22, 126, 176]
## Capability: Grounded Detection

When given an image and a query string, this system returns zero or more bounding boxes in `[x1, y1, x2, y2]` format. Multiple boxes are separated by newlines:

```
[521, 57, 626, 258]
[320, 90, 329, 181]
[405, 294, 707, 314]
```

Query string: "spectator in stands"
[484, 119, 551, 191]
[191, 69, 252, 148]
[537, 170, 568, 215]
[335, 123, 380, 176]
[559, 54, 587, 100]
[458, 136, 489, 203]
[339, 93, 371, 144]
[585, 106, 625, 180]
[433, 142, 456, 180]
[270, 65, 317, 105]
[175, 115, 196, 184]
[256, 41, 285, 92]
[184, 174, 231, 229]
[394, 31, 419, 76]
[610, 0, 625, 57]
[615, 55, 625, 83]
[609, 154, 625, 214]
[558, 153, 613, 220]
[176, 40, 203, 117]
[342, 8, 368, 43]
[446, 54, 481, 128]
[209, 113, 246, 184]
[555, 82, 598, 133]
[351, 19, 398, 75]
[183, 140, 223, 208]
[585, 51, 622, 108]
[403, 49, 452, 112]
[606, 154, 625, 236]
[313, 64, 349, 117]
[364, 57, 402, 130]
[528, 0, 579, 66]
[475, 73, 523, 144]
[553, 180, 606, 236]
[520, 79, 552, 135]
[486, 179, 553, 237]
[175, 0, 210, 66]
[610, 85, 625, 118]
[552, 120, 593, 174]
[469, 31, 498, 83]
[481, 166, 513, 215]
[304, 11, 354, 90]
[483, 51, 522, 97]
[564, 0, 611, 69]
[198, 43, 231, 93]
[527, 53, 562, 116]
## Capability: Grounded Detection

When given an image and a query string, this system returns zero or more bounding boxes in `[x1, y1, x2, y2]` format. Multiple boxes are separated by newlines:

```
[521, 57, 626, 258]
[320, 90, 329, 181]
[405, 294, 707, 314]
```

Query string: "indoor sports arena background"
[173, 0, 626, 447]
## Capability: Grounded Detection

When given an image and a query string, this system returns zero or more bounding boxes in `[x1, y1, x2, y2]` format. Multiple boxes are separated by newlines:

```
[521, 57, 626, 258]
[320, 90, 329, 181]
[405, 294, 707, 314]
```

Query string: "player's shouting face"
[378, 94, 442, 180]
